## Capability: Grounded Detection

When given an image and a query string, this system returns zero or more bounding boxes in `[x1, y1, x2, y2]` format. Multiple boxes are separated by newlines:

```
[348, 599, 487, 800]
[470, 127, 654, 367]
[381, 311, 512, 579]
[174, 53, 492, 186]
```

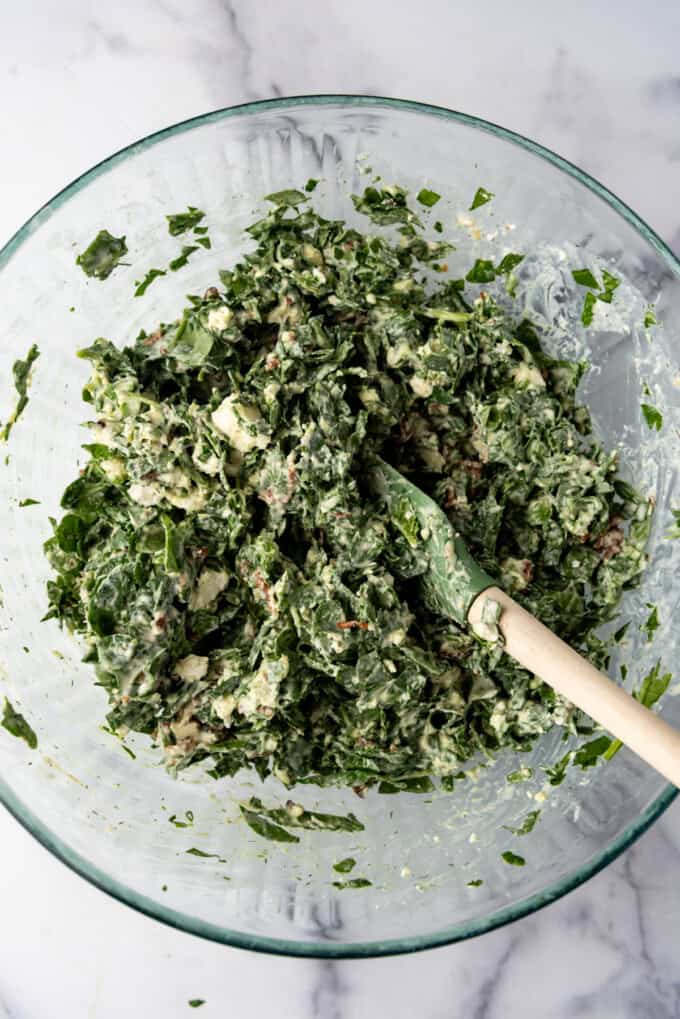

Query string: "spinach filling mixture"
[45, 186, 652, 792]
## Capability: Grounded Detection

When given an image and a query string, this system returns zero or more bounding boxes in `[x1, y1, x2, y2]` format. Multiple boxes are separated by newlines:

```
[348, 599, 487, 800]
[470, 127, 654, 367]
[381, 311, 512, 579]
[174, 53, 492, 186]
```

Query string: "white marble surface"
[1, 2, 680, 1016]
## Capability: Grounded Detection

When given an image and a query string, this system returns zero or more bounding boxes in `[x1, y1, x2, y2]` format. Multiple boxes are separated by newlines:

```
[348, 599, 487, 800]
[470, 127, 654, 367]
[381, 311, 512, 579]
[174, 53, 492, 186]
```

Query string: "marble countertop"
[1, 3, 679, 1017]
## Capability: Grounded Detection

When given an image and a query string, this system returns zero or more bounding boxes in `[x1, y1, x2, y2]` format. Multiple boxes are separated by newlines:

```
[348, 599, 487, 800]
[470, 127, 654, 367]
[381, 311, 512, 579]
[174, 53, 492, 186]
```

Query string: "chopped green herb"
[613, 621, 630, 643]
[121, 744, 136, 759]
[265, 189, 308, 207]
[469, 187, 494, 211]
[188, 1000, 206, 1009]
[572, 268, 600, 290]
[605, 660, 672, 759]
[240, 806, 300, 844]
[467, 879, 483, 887]
[417, 188, 441, 208]
[636, 660, 672, 710]
[169, 811, 195, 828]
[506, 767, 534, 783]
[599, 270, 621, 301]
[1, 344, 40, 443]
[465, 254, 523, 283]
[465, 258, 496, 284]
[1, 698, 37, 749]
[241, 798, 363, 834]
[185, 848, 226, 861]
[333, 857, 357, 874]
[644, 306, 657, 328]
[496, 252, 524, 275]
[642, 604, 660, 642]
[581, 291, 598, 326]
[304, 178, 320, 193]
[134, 268, 166, 297]
[332, 878, 372, 889]
[502, 809, 541, 836]
[641, 403, 663, 431]
[167, 207, 205, 236]
[169, 246, 199, 272]
[574, 267, 620, 324]
[351, 184, 420, 227]
[434, 220, 443, 233]
[501, 851, 526, 867]
[18, 498, 40, 507]
[76, 230, 128, 280]
[195, 236, 212, 250]
[572, 735, 613, 770]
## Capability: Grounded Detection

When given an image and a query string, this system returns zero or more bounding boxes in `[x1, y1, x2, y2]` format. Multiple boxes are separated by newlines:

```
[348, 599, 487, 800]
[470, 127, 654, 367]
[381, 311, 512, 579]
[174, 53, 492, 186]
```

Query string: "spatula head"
[371, 458, 495, 625]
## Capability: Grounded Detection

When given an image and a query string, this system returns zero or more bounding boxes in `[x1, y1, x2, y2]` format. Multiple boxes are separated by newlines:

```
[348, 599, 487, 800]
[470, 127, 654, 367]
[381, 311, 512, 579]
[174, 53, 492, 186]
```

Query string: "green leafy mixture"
[45, 184, 655, 797]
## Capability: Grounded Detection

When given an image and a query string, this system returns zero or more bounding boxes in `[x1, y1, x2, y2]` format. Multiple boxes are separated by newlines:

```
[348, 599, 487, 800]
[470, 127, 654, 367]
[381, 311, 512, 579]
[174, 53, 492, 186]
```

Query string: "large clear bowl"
[1, 96, 678, 958]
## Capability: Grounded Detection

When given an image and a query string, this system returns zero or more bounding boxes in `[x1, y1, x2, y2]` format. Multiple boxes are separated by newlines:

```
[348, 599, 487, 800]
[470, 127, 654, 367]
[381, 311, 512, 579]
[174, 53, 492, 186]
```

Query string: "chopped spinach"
[417, 188, 441, 208]
[185, 848, 226, 861]
[644, 306, 657, 328]
[502, 809, 541, 836]
[169, 246, 199, 272]
[466, 254, 523, 283]
[1, 698, 37, 749]
[1, 344, 40, 443]
[641, 403, 662, 431]
[506, 767, 533, 783]
[604, 660, 672, 759]
[333, 857, 357, 873]
[501, 851, 526, 867]
[134, 268, 166, 297]
[167, 207, 206, 236]
[572, 268, 600, 290]
[469, 187, 494, 210]
[240, 798, 362, 840]
[19, 498, 40, 507]
[642, 604, 660, 642]
[76, 230, 128, 280]
[572, 267, 620, 326]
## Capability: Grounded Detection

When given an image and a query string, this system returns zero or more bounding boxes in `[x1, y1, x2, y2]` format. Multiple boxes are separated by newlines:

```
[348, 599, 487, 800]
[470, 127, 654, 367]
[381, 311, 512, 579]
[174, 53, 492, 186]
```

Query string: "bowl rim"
[1, 93, 677, 959]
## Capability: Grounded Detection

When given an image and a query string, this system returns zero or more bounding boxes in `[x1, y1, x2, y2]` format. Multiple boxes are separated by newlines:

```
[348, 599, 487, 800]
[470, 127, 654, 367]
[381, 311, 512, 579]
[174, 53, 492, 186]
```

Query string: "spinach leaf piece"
[1, 698, 37, 749]
[76, 230, 128, 279]
[1, 344, 40, 442]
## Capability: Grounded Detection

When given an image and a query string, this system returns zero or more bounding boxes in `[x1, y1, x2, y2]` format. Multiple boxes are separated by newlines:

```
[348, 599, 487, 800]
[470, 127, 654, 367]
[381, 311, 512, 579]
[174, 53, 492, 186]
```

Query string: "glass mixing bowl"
[1, 96, 679, 958]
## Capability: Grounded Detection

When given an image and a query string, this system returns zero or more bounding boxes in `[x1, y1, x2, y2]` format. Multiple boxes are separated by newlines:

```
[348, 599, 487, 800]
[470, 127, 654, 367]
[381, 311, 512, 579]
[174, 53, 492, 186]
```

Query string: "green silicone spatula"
[372, 457, 680, 787]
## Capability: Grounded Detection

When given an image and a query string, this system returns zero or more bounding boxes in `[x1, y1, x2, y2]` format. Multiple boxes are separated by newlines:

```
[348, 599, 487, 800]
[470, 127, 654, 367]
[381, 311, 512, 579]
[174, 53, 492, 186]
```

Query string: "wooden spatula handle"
[468, 587, 680, 788]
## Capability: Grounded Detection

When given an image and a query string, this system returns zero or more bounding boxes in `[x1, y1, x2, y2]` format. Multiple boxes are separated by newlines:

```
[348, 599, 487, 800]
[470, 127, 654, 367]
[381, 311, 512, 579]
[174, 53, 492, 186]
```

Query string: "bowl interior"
[1, 97, 679, 956]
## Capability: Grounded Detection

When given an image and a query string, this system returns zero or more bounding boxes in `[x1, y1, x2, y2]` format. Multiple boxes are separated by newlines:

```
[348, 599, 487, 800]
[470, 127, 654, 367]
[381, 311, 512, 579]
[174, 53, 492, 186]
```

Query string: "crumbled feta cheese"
[410, 375, 434, 399]
[174, 655, 209, 682]
[211, 395, 269, 453]
[207, 305, 233, 333]
[189, 570, 228, 611]
[128, 482, 162, 507]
